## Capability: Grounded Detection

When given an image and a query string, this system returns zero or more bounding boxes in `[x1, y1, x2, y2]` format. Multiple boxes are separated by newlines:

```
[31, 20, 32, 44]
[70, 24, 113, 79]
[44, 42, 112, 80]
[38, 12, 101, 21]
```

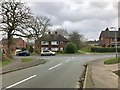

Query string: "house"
[35, 31, 68, 52]
[87, 40, 99, 46]
[1, 38, 27, 54]
[99, 28, 120, 47]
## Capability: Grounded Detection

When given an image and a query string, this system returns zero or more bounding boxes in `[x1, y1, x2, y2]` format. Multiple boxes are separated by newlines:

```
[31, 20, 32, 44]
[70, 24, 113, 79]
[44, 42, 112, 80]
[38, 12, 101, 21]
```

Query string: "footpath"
[0, 57, 46, 74]
[83, 59, 120, 89]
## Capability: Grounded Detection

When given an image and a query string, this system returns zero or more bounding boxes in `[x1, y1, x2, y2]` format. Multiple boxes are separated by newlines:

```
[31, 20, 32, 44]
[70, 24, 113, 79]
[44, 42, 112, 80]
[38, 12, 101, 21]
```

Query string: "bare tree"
[69, 31, 83, 50]
[0, 0, 33, 58]
[53, 28, 68, 36]
[29, 16, 51, 53]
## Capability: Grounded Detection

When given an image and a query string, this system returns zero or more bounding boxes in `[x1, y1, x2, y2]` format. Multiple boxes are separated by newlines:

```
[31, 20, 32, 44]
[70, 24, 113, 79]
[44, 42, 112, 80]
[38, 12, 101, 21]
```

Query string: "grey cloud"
[89, 2, 109, 9]
[26, 1, 118, 40]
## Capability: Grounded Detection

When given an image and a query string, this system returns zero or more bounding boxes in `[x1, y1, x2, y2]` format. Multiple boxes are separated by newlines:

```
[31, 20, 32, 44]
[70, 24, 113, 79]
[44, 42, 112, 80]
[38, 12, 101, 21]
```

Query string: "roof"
[99, 30, 120, 38]
[1, 38, 22, 45]
[39, 34, 68, 42]
[87, 40, 99, 44]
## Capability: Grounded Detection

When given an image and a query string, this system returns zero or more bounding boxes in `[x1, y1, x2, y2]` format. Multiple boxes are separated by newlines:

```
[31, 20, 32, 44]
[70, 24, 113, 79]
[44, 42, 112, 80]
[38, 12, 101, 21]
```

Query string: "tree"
[69, 31, 83, 50]
[29, 45, 33, 53]
[29, 16, 51, 53]
[0, 0, 33, 58]
[53, 28, 68, 36]
[64, 42, 77, 53]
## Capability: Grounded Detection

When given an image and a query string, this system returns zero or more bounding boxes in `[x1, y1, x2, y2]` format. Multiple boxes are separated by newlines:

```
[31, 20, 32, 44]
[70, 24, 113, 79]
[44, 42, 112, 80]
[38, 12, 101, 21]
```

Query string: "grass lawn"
[104, 58, 120, 64]
[0, 60, 11, 67]
[21, 58, 32, 62]
[30, 52, 38, 56]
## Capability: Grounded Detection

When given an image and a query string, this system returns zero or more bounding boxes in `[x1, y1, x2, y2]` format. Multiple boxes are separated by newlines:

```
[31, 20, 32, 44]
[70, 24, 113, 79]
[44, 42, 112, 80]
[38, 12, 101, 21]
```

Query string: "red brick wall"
[2, 38, 27, 52]
[101, 37, 113, 47]
[15, 38, 27, 49]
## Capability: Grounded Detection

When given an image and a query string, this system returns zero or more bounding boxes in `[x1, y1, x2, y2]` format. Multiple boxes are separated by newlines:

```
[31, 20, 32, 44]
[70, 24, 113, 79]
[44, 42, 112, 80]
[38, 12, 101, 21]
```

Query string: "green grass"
[0, 60, 11, 67]
[30, 52, 38, 56]
[21, 58, 32, 62]
[104, 58, 120, 64]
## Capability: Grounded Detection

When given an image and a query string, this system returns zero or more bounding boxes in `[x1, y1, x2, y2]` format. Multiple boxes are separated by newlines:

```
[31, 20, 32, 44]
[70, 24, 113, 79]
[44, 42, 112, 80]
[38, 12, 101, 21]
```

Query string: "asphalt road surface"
[1, 53, 115, 89]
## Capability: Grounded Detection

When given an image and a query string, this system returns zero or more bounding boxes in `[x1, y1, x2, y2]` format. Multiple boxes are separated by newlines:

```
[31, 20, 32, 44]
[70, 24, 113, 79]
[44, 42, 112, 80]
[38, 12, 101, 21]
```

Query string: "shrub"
[29, 45, 33, 53]
[64, 42, 77, 53]
[21, 48, 27, 51]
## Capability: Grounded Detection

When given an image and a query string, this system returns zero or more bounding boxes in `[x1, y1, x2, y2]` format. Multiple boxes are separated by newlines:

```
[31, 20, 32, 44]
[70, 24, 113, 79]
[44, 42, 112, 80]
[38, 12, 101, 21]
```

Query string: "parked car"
[41, 50, 56, 56]
[16, 50, 30, 56]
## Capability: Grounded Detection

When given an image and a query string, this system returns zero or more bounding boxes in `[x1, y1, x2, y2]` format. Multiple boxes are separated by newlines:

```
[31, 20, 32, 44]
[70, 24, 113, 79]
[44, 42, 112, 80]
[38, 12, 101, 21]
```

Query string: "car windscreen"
[43, 51, 49, 52]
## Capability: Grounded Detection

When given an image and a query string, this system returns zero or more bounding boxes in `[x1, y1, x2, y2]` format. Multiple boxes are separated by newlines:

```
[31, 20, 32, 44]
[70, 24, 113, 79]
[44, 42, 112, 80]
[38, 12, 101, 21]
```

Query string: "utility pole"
[110, 27, 118, 58]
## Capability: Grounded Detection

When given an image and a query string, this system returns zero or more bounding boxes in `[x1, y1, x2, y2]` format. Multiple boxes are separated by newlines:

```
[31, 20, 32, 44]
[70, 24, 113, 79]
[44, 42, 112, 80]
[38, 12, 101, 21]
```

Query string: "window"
[41, 41, 49, 45]
[60, 48, 63, 51]
[41, 47, 48, 50]
[51, 48, 58, 51]
[112, 38, 114, 41]
[101, 38, 103, 40]
[51, 41, 58, 45]
[60, 42, 63, 44]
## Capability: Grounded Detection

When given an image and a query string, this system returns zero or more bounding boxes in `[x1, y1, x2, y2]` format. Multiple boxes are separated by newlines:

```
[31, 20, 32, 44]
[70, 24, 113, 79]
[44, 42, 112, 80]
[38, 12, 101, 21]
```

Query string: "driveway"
[1, 53, 115, 89]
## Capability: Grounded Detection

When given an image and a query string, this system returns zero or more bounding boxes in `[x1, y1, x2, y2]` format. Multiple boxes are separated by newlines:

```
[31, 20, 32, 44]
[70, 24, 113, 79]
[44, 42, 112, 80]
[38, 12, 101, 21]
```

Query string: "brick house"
[87, 40, 99, 46]
[99, 28, 120, 47]
[1, 38, 27, 53]
[35, 32, 68, 52]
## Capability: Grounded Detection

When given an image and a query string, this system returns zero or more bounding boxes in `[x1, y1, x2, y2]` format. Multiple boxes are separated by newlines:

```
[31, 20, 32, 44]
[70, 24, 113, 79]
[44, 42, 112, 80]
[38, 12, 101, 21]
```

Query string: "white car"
[41, 50, 56, 56]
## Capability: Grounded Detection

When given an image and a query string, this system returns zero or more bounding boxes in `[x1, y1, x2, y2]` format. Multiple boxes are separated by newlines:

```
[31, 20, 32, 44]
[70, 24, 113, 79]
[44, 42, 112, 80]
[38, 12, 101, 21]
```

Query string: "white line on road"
[49, 63, 62, 70]
[5, 75, 37, 89]
[72, 57, 74, 59]
[65, 59, 71, 62]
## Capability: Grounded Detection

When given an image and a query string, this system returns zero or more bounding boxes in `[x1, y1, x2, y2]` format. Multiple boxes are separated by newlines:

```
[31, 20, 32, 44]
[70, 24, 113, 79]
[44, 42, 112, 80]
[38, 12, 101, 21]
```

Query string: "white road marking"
[65, 59, 71, 62]
[5, 75, 37, 89]
[37, 57, 49, 59]
[72, 57, 74, 59]
[49, 63, 62, 70]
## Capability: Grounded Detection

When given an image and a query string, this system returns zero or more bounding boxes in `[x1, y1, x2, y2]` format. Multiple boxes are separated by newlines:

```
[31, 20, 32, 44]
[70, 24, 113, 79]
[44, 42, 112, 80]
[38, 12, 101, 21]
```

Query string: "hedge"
[91, 47, 120, 52]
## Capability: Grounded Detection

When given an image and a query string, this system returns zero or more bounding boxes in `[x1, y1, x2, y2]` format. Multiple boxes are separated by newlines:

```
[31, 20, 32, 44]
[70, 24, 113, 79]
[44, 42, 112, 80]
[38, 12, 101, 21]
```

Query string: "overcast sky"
[0, 0, 119, 41]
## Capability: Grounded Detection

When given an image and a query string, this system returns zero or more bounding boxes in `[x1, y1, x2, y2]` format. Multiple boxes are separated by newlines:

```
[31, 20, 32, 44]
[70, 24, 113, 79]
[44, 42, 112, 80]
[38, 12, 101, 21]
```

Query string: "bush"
[64, 42, 77, 53]
[29, 45, 33, 53]
[21, 48, 27, 51]
[91, 47, 120, 52]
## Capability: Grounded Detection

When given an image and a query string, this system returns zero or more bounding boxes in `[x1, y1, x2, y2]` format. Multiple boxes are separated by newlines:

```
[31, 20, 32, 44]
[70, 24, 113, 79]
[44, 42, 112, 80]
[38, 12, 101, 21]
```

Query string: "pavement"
[0, 56, 47, 74]
[84, 59, 120, 89]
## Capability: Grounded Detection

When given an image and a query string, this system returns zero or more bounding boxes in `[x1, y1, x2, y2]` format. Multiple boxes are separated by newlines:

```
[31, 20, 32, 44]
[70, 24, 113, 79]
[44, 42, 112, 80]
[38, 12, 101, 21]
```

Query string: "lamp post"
[110, 27, 118, 58]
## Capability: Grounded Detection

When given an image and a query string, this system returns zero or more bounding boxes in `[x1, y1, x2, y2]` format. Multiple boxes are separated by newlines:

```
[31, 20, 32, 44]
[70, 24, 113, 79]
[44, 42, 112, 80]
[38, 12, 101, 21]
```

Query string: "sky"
[0, 0, 119, 41]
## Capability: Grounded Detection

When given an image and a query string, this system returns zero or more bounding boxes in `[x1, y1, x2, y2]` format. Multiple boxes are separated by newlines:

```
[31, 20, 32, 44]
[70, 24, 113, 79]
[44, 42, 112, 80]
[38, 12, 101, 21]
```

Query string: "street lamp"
[110, 27, 118, 58]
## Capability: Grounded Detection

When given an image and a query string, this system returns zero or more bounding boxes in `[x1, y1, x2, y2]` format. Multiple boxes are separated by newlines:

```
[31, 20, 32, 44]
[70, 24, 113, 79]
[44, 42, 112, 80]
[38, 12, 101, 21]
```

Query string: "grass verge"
[21, 58, 32, 62]
[0, 60, 11, 67]
[104, 58, 120, 64]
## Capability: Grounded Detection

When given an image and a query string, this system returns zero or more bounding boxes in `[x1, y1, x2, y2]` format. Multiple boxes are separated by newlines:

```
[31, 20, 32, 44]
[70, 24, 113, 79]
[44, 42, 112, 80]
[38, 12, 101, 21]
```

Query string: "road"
[1, 54, 115, 89]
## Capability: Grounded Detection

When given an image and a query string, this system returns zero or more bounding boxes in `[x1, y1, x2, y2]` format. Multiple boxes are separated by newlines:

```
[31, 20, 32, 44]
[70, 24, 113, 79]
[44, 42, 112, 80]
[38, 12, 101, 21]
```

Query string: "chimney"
[119, 27, 120, 31]
[48, 31, 51, 34]
[55, 31, 57, 34]
[105, 27, 109, 31]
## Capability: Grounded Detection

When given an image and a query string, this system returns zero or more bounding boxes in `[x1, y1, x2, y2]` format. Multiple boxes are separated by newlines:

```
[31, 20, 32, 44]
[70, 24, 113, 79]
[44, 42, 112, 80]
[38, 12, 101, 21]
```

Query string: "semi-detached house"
[35, 31, 68, 52]
[99, 28, 120, 47]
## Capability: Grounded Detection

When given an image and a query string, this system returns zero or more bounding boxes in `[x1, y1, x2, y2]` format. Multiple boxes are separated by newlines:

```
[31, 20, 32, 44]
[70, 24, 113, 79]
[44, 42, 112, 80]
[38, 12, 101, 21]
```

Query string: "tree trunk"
[37, 40, 41, 54]
[7, 32, 13, 59]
